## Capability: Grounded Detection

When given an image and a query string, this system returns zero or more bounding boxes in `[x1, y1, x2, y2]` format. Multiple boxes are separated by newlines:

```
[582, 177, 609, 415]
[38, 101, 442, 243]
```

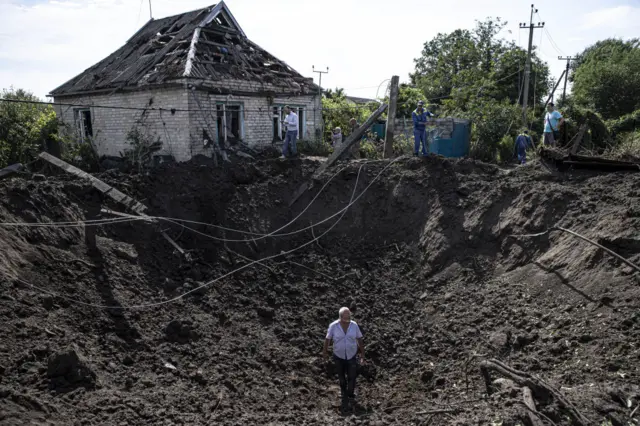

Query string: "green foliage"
[497, 135, 514, 163]
[383, 85, 425, 118]
[608, 130, 640, 160]
[0, 88, 62, 168]
[450, 98, 521, 162]
[572, 38, 640, 119]
[297, 139, 333, 156]
[412, 18, 550, 110]
[322, 95, 377, 143]
[359, 140, 379, 159]
[393, 134, 414, 156]
[120, 127, 162, 171]
[606, 109, 640, 135]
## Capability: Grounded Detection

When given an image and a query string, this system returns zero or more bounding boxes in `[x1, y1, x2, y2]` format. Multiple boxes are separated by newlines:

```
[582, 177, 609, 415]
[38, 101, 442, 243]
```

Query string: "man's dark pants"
[334, 355, 357, 400]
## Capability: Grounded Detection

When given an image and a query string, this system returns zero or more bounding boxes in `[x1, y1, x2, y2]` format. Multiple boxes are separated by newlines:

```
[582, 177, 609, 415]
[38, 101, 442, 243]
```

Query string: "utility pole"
[558, 56, 574, 105]
[384, 76, 400, 159]
[520, 4, 544, 125]
[149, 0, 153, 19]
[312, 65, 329, 141]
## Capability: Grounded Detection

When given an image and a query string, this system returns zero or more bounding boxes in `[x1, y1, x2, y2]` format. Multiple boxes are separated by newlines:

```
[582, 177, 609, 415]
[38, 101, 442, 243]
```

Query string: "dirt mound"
[0, 155, 639, 425]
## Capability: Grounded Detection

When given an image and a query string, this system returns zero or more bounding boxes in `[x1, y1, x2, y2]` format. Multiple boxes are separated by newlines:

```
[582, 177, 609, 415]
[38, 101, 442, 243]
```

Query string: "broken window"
[216, 104, 243, 146]
[74, 108, 93, 143]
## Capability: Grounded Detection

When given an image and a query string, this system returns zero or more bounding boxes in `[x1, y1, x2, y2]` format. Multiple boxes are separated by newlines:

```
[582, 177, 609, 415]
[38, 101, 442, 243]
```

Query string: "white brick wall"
[54, 84, 321, 163]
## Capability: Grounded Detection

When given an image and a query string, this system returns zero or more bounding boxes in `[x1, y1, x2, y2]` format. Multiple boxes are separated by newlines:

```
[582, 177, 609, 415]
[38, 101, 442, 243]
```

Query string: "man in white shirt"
[323, 307, 365, 407]
[281, 106, 298, 158]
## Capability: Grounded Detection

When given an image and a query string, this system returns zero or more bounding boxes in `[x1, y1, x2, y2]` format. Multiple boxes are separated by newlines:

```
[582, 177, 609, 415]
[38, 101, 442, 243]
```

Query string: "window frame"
[74, 108, 93, 143]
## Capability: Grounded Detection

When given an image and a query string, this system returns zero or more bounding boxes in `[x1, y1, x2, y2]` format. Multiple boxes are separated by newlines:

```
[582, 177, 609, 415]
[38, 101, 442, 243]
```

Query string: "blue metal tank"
[427, 119, 471, 158]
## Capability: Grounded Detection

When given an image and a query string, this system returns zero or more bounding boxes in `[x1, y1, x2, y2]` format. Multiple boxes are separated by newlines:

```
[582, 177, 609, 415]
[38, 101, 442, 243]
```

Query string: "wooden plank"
[39, 152, 187, 256]
[288, 103, 388, 207]
[384, 76, 399, 159]
[312, 103, 388, 179]
[570, 124, 588, 155]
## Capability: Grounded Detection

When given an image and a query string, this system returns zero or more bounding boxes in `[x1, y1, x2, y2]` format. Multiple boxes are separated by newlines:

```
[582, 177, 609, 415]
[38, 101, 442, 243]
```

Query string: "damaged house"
[49, 2, 320, 162]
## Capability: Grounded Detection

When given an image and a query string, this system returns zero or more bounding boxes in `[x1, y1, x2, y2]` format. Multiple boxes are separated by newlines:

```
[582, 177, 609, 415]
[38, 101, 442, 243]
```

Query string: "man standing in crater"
[323, 307, 365, 409]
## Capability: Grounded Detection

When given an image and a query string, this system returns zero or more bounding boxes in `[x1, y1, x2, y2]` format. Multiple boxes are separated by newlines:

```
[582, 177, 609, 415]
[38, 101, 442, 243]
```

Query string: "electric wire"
[10, 157, 402, 310]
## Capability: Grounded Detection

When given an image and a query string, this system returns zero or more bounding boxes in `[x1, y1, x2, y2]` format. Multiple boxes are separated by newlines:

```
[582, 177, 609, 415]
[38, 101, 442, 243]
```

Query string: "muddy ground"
[0, 154, 639, 425]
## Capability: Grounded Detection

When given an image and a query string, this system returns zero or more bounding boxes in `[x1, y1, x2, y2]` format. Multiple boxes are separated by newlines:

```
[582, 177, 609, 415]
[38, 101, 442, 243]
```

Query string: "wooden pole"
[543, 69, 565, 108]
[288, 103, 388, 206]
[384, 76, 399, 159]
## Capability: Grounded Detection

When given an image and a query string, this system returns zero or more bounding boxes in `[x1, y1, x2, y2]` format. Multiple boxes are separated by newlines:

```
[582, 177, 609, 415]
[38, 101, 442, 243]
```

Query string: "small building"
[49, 2, 321, 162]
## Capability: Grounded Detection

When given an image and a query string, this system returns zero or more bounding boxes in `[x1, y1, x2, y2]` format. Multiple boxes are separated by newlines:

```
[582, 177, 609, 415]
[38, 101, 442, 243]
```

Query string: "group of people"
[281, 100, 566, 165]
[513, 102, 565, 165]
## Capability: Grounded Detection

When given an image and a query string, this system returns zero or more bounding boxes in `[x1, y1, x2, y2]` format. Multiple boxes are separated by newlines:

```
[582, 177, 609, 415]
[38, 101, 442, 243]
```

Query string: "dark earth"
[0, 153, 639, 425]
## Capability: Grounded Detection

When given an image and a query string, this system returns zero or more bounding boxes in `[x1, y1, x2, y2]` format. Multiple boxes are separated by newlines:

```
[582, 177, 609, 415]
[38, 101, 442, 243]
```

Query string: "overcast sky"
[1, 0, 639, 101]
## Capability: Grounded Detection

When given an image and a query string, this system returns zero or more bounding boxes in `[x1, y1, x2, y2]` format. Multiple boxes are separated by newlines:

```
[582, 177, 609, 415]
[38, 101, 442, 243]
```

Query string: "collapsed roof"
[50, 2, 317, 97]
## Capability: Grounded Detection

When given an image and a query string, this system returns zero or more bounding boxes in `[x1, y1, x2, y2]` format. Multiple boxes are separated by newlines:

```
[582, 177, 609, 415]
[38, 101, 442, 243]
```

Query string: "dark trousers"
[334, 355, 357, 399]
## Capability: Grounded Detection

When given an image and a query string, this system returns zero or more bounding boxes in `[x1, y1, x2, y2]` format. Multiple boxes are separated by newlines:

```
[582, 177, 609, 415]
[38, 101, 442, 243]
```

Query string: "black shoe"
[413, 152, 419, 157]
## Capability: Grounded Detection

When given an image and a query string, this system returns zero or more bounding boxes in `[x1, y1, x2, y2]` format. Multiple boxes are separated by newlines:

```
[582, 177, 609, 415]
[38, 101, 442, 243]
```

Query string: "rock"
[32, 174, 46, 182]
[489, 331, 510, 349]
[444, 292, 454, 302]
[47, 346, 97, 391]
[122, 356, 134, 366]
[256, 307, 276, 319]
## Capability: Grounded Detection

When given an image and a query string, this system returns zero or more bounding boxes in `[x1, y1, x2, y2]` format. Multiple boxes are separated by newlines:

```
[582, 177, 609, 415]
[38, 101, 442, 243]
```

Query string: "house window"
[74, 108, 93, 142]
[216, 104, 243, 147]
[272, 106, 305, 141]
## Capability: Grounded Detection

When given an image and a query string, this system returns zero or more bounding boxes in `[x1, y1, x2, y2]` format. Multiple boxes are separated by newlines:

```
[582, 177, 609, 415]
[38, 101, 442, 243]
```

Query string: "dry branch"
[479, 359, 588, 426]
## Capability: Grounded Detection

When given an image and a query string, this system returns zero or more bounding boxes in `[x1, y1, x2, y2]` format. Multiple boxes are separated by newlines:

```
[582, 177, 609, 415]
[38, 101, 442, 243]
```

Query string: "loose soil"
[0, 154, 639, 425]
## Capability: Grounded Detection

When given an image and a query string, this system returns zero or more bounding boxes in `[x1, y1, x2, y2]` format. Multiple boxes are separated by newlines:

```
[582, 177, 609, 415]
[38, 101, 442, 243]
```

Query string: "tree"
[382, 84, 424, 118]
[412, 18, 550, 110]
[323, 87, 345, 100]
[0, 88, 61, 168]
[571, 38, 640, 119]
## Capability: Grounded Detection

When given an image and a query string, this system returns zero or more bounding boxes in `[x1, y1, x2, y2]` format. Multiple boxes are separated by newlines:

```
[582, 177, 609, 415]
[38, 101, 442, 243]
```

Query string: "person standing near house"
[543, 102, 564, 147]
[331, 127, 343, 147]
[281, 106, 298, 158]
[323, 307, 365, 410]
[412, 101, 434, 156]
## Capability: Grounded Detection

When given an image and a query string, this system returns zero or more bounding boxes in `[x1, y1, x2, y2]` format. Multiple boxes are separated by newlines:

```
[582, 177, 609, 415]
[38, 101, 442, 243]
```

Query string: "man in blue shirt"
[412, 101, 434, 156]
[543, 102, 564, 147]
[514, 130, 533, 165]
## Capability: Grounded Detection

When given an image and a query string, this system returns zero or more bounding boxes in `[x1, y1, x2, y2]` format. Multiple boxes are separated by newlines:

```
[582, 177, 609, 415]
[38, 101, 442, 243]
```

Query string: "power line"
[9, 158, 402, 310]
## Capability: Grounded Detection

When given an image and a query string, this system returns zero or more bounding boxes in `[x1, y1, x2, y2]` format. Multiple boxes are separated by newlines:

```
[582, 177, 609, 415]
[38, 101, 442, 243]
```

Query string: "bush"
[604, 131, 640, 161]
[0, 88, 64, 168]
[393, 134, 414, 156]
[359, 141, 380, 159]
[120, 127, 162, 172]
[456, 99, 520, 162]
[607, 109, 640, 135]
[497, 135, 514, 163]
